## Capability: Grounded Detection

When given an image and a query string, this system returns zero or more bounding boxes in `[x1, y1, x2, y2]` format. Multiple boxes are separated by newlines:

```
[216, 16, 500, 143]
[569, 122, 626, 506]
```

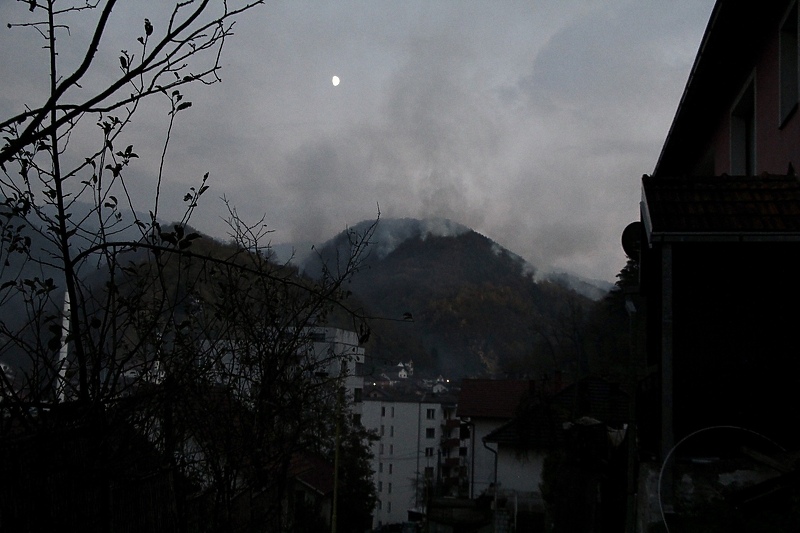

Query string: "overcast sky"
[0, 1, 716, 282]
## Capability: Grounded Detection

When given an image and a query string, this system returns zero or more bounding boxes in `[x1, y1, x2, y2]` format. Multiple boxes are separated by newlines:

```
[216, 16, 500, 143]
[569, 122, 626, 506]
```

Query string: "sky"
[0, 1, 717, 283]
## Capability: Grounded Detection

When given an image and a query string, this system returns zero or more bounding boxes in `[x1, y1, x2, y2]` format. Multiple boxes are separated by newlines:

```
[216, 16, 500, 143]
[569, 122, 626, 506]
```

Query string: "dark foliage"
[310, 220, 601, 379]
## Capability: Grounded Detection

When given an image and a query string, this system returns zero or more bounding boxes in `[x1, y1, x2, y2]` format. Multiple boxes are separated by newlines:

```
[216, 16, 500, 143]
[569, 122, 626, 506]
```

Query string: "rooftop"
[484, 376, 629, 449]
[456, 379, 534, 419]
[642, 174, 800, 241]
[289, 452, 334, 496]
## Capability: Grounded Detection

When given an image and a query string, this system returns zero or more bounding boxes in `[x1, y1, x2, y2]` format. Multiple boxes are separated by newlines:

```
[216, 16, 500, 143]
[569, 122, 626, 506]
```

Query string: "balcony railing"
[443, 418, 461, 430]
[441, 438, 460, 449]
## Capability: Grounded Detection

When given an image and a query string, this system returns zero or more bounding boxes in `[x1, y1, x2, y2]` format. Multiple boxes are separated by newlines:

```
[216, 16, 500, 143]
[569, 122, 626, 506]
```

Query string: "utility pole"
[331, 361, 347, 533]
[331, 365, 344, 533]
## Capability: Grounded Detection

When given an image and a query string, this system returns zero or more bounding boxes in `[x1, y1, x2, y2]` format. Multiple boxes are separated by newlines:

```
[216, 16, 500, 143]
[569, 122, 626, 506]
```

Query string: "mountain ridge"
[302, 218, 613, 378]
[283, 217, 611, 299]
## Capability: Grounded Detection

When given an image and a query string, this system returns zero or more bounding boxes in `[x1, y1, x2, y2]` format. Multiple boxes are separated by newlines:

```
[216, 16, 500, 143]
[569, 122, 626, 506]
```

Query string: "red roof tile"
[289, 452, 335, 496]
[456, 379, 533, 419]
[642, 175, 800, 239]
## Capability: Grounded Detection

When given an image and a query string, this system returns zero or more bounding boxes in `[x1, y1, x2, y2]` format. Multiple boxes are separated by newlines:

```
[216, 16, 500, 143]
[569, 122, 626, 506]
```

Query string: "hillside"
[1, 208, 620, 382]
[305, 218, 604, 379]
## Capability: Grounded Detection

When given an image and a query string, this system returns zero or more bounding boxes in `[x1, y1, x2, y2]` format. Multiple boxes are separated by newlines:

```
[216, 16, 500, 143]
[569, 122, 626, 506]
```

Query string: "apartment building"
[361, 383, 458, 529]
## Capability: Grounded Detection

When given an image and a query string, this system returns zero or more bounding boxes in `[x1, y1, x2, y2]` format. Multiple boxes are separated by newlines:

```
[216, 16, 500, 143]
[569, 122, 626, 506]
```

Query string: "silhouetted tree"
[0, 2, 376, 531]
[335, 420, 378, 533]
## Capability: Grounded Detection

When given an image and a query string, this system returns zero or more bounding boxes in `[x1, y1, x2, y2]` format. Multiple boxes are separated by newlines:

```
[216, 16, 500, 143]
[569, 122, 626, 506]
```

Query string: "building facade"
[456, 379, 535, 499]
[361, 385, 458, 529]
[631, 2, 800, 530]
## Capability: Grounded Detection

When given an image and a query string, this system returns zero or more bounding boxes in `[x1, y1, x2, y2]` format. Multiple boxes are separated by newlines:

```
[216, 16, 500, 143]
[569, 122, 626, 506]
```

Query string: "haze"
[0, 1, 716, 282]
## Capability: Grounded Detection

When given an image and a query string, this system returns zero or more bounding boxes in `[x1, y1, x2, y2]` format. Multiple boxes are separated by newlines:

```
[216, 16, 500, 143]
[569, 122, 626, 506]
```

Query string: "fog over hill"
[1, 208, 617, 380]
[302, 218, 615, 378]
[280, 217, 611, 299]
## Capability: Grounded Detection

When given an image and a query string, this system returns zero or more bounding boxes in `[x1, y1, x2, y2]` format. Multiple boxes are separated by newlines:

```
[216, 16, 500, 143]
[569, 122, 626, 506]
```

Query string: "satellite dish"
[621, 221, 642, 260]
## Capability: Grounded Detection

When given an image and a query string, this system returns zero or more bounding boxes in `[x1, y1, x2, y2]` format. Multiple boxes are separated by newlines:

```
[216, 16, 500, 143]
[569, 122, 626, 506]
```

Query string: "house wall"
[362, 397, 444, 529]
[648, 242, 800, 449]
[698, 5, 800, 176]
[468, 419, 506, 498]
[495, 447, 545, 494]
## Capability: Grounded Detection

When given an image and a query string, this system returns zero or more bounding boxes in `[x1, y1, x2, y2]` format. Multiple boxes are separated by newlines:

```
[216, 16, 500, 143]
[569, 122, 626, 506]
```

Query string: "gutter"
[464, 419, 476, 499]
[647, 232, 800, 244]
[482, 437, 499, 511]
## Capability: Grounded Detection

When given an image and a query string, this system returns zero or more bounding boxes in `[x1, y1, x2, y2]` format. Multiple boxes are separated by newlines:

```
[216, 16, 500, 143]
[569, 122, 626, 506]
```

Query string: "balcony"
[441, 438, 460, 449]
[443, 419, 461, 430]
[444, 457, 461, 467]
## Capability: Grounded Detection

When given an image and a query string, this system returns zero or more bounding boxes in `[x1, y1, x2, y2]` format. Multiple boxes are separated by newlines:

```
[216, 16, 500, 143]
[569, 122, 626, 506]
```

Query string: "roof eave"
[653, 1, 724, 176]
[647, 232, 800, 244]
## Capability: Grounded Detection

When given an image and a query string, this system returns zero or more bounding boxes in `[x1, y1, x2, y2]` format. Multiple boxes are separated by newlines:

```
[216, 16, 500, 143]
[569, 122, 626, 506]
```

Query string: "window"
[390, 426, 394, 437]
[388, 502, 392, 513]
[380, 425, 385, 436]
[426, 408, 436, 420]
[389, 464, 393, 474]
[390, 444, 394, 455]
[391, 407, 395, 417]
[459, 446, 468, 457]
[379, 443, 384, 454]
[377, 501, 382, 511]
[351, 413, 361, 426]
[378, 481, 383, 492]
[388, 483, 392, 494]
[780, 2, 799, 123]
[731, 76, 756, 175]
[424, 467, 434, 479]
[353, 388, 362, 403]
[379, 462, 383, 473]
[381, 406, 385, 417]
[425, 447, 434, 457]
[426, 427, 436, 439]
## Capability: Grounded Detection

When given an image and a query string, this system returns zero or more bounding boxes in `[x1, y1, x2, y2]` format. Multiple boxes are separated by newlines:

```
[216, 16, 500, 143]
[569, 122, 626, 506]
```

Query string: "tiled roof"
[363, 382, 458, 405]
[484, 377, 629, 449]
[642, 175, 800, 240]
[483, 404, 561, 449]
[456, 379, 533, 419]
[289, 452, 334, 496]
[549, 377, 629, 424]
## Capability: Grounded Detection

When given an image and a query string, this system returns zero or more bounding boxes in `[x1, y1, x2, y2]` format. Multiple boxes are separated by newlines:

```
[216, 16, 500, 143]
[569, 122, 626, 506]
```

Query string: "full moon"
[332, 75, 340, 87]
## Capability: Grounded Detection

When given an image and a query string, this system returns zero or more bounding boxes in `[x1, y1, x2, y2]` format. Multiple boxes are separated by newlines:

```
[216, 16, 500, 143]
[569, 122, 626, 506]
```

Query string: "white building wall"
[495, 447, 545, 494]
[311, 327, 365, 417]
[362, 395, 444, 529]
[468, 418, 505, 498]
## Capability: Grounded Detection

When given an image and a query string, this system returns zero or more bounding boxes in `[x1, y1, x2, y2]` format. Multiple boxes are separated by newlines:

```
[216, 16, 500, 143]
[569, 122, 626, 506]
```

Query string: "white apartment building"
[308, 327, 365, 418]
[361, 384, 458, 529]
[200, 327, 365, 411]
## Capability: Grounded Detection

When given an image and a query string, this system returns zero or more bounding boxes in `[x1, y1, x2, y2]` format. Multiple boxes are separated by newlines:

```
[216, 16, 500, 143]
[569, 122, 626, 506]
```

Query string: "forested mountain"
[303, 218, 626, 380]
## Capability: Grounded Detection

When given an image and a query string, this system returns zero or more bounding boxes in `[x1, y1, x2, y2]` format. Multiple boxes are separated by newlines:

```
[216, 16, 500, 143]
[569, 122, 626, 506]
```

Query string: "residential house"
[284, 451, 335, 532]
[483, 377, 629, 533]
[632, 1, 800, 529]
[455, 379, 535, 499]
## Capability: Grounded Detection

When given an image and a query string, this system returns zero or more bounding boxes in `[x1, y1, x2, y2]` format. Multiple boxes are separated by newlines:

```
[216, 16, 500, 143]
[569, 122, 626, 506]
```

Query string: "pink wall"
[709, 27, 800, 175]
